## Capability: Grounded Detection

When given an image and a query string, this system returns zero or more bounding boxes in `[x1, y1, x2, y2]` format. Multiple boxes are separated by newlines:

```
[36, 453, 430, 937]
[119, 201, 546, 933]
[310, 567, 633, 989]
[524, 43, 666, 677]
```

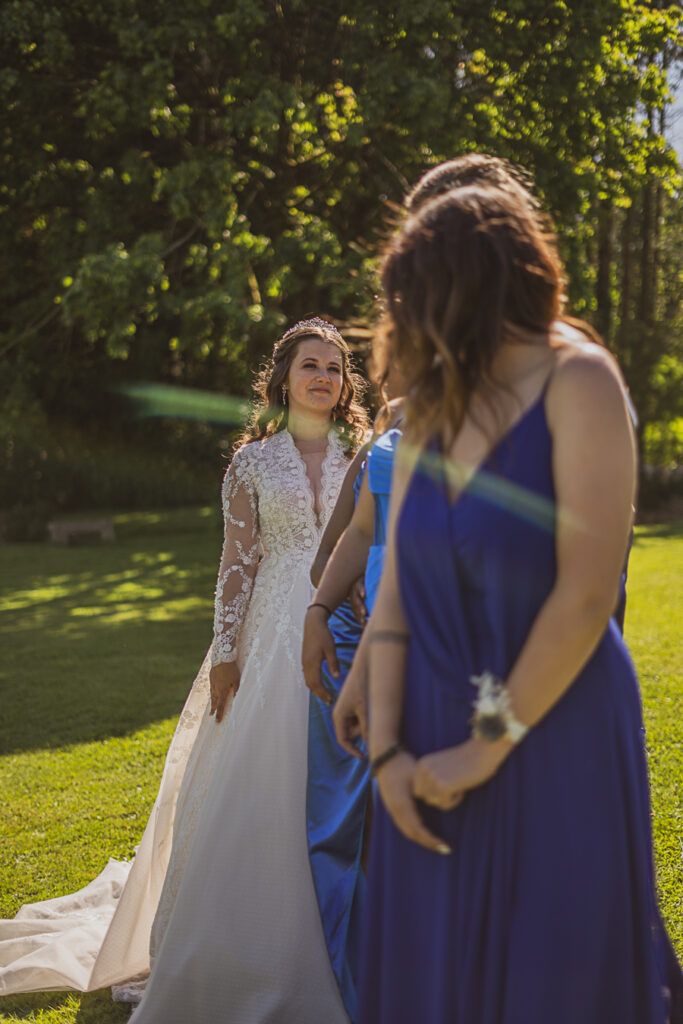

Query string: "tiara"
[280, 317, 344, 342]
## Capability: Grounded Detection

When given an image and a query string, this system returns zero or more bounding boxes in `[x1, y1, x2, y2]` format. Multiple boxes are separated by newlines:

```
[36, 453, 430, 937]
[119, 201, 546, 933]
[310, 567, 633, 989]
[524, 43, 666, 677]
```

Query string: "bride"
[131, 317, 366, 1023]
[0, 318, 368, 1023]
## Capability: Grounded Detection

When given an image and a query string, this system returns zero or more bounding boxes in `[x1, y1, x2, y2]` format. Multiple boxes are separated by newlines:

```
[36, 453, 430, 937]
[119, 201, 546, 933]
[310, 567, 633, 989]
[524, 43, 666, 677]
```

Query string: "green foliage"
[0, 0, 680, 498]
[608, 187, 683, 447]
[0, 392, 223, 539]
[643, 416, 683, 467]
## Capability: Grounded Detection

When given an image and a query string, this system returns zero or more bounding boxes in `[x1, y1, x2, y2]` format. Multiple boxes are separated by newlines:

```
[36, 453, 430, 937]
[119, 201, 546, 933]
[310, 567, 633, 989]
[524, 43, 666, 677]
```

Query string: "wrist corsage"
[470, 671, 529, 745]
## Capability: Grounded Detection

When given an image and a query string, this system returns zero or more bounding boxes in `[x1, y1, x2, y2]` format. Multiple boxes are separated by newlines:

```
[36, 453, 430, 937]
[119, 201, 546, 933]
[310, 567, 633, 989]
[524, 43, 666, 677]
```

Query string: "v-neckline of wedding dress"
[283, 427, 341, 533]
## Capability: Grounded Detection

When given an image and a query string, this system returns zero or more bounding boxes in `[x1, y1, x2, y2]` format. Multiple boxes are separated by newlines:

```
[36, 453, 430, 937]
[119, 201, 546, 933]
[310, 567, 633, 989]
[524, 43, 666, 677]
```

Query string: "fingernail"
[437, 844, 452, 855]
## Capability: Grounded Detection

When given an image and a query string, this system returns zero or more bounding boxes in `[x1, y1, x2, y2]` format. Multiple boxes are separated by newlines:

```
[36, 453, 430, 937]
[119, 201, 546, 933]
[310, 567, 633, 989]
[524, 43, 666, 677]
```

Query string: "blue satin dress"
[358, 396, 682, 1024]
[364, 428, 401, 611]
[306, 428, 402, 1021]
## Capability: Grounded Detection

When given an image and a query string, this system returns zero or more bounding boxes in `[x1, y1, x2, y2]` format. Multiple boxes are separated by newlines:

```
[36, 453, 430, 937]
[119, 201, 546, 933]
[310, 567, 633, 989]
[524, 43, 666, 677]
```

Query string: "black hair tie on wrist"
[307, 602, 333, 618]
[370, 742, 403, 777]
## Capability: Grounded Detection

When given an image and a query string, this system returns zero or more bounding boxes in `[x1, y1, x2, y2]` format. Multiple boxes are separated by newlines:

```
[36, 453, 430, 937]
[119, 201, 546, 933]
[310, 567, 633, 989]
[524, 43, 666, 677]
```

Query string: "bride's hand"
[301, 606, 339, 705]
[209, 662, 241, 723]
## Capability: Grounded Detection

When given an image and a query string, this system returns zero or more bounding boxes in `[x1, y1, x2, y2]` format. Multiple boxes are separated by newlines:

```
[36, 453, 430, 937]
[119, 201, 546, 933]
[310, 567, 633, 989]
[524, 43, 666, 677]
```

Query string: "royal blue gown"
[364, 428, 401, 611]
[358, 396, 682, 1024]
[307, 428, 402, 1021]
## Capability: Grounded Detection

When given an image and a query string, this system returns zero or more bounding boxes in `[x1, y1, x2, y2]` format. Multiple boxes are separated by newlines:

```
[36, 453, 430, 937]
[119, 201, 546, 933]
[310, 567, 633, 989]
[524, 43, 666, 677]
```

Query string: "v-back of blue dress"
[358, 395, 682, 1024]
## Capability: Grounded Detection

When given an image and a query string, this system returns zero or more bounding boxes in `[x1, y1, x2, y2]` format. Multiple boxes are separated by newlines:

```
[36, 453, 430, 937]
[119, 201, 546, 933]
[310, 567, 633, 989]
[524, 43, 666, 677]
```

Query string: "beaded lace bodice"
[211, 429, 348, 666]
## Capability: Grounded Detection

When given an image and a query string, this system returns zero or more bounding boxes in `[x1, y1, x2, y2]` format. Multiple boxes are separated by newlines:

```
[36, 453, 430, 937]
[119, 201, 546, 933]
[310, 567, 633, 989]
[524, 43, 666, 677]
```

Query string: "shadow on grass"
[0, 990, 129, 1022]
[0, 510, 221, 755]
[634, 519, 683, 543]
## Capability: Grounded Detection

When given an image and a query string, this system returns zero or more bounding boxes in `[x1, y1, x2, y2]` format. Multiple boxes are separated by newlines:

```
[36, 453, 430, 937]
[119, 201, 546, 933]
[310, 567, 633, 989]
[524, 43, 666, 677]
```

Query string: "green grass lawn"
[0, 513, 681, 1023]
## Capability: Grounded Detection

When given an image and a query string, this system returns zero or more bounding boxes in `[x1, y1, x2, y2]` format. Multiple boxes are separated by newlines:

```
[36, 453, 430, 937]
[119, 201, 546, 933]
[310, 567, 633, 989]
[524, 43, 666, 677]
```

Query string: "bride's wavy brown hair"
[380, 184, 564, 445]
[238, 318, 369, 452]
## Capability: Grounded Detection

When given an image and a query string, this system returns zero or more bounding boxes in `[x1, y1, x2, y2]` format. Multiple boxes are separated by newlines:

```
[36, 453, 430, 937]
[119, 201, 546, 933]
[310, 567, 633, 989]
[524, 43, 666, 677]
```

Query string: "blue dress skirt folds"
[358, 397, 682, 1024]
[306, 428, 402, 1021]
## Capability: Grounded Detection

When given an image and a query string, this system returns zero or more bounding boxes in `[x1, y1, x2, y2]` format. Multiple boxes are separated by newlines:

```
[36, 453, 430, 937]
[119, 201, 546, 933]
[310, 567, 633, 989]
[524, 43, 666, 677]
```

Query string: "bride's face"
[286, 338, 344, 417]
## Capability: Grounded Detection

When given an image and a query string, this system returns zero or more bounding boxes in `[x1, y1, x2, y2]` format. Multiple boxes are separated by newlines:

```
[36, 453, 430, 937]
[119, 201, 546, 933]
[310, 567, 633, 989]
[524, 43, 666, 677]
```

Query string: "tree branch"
[0, 307, 60, 360]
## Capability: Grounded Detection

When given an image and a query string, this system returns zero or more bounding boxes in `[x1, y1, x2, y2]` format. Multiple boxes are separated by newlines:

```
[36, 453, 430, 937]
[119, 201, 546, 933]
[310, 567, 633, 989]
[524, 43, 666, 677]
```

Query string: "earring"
[281, 384, 288, 403]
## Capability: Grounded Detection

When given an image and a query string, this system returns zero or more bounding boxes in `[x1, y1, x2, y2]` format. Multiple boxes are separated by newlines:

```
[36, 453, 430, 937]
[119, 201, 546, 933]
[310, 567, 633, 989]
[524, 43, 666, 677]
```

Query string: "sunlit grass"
[625, 522, 683, 948]
[0, 514, 681, 1023]
[0, 990, 128, 1023]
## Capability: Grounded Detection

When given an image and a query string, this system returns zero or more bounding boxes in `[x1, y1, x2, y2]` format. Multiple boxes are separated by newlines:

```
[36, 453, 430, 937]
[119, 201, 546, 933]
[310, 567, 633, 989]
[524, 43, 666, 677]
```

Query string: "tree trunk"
[618, 204, 633, 329]
[595, 200, 614, 341]
[639, 179, 655, 327]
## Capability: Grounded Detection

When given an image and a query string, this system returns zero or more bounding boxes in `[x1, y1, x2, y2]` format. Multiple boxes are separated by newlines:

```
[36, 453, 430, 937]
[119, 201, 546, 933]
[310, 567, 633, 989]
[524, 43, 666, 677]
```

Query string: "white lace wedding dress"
[1, 429, 351, 1024]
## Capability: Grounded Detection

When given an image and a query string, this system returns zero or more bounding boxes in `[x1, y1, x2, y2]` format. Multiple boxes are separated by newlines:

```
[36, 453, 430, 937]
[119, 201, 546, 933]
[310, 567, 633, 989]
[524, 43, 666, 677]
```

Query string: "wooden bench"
[47, 518, 115, 544]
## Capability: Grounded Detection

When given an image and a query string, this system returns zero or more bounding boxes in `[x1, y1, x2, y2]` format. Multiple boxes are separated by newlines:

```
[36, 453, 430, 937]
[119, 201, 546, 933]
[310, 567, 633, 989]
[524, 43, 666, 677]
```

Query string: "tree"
[0, 0, 680, 468]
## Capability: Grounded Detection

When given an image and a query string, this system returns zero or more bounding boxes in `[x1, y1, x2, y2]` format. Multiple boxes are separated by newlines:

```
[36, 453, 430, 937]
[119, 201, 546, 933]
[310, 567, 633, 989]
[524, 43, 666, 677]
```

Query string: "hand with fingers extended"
[348, 577, 367, 626]
[209, 661, 241, 723]
[375, 748, 452, 856]
[301, 605, 339, 705]
[332, 652, 368, 758]
[413, 737, 512, 810]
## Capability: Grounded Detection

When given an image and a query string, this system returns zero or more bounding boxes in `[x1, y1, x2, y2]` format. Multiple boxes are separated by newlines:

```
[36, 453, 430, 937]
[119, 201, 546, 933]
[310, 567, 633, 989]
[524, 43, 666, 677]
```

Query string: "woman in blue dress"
[361, 184, 683, 1023]
[304, 455, 368, 1021]
[303, 391, 403, 1021]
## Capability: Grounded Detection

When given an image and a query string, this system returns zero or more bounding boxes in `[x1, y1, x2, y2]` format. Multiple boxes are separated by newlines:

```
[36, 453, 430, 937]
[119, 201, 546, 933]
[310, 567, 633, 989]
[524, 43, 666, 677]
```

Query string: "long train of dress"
[0, 652, 214, 997]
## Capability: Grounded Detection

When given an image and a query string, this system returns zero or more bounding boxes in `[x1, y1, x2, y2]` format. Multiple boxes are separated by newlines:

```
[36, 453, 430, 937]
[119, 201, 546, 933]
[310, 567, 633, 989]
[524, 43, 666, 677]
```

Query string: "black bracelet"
[307, 602, 333, 618]
[370, 742, 403, 777]
[368, 630, 410, 645]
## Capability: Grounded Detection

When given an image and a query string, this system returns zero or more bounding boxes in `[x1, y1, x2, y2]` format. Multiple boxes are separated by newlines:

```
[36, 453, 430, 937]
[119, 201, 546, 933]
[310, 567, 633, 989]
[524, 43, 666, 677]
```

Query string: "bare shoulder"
[372, 397, 405, 432]
[548, 339, 628, 420]
[387, 397, 405, 421]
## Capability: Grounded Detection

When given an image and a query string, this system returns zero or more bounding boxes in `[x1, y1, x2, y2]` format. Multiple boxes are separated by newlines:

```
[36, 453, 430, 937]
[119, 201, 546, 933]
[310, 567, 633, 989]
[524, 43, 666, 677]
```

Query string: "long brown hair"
[238, 318, 369, 452]
[368, 317, 397, 430]
[380, 185, 564, 444]
[372, 155, 554, 432]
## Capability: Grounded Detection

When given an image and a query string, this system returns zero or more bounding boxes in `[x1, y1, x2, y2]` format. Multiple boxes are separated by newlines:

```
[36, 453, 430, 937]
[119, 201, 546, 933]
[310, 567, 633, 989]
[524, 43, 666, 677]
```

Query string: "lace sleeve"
[211, 447, 260, 666]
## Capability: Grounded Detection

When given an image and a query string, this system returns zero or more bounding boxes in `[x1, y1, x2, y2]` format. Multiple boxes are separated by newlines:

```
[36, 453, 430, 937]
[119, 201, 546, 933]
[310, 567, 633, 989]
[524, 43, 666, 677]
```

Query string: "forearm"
[506, 580, 617, 729]
[310, 546, 332, 588]
[311, 445, 369, 586]
[366, 563, 410, 758]
[212, 561, 257, 665]
[368, 642, 407, 758]
[212, 448, 260, 665]
[314, 523, 372, 612]
[350, 622, 371, 680]
[503, 355, 636, 737]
